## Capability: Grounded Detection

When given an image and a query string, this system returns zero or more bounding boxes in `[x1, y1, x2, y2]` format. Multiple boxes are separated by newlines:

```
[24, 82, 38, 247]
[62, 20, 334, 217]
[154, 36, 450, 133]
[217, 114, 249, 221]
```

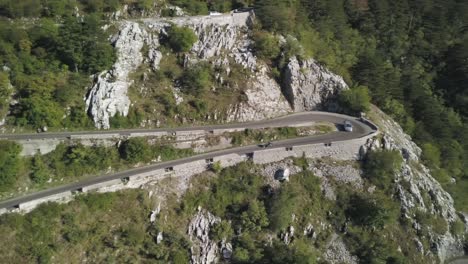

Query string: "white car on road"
[344, 120, 353, 132]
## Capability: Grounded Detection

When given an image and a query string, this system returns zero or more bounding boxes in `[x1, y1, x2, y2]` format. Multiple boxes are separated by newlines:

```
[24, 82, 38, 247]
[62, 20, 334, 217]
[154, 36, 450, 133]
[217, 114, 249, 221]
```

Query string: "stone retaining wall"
[17, 191, 73, 212]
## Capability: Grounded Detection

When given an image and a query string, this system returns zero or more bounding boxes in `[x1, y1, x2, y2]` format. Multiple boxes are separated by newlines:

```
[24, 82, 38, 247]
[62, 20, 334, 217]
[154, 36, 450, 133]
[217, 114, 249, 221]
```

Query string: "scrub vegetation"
[0, 159, 433, 263]
[0, 139, 193, 199]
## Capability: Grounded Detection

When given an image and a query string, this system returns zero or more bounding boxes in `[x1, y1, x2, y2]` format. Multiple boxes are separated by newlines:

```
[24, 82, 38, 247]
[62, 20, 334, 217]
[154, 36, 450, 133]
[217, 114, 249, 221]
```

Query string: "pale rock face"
[85, 11, 348, 128]
[283, 57, 348, 112]
[85, 22, 159, 129]
[324, 234, 358, 264]
[227, 66, 291, 122]
[360, 107, 465, 262]
[188, 209, 221, 264]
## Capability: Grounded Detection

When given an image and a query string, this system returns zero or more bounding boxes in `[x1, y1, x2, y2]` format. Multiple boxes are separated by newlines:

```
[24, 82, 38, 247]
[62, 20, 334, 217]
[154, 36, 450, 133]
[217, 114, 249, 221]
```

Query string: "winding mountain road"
[0, 112, 376, 210]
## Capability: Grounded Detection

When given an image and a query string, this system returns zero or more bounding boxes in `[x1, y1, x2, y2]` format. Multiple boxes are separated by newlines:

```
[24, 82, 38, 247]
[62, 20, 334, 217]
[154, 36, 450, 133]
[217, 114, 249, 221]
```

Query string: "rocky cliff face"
[188, 208, 221, 264]
[283, 56, 348, 112]
[85, 11, 347, 129]
[85, 22, 158, 129]
[361, 107, 466, 262]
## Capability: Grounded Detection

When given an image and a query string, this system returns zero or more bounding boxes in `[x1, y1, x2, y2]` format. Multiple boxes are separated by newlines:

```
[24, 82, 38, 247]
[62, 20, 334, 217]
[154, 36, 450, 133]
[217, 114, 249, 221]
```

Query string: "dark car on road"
[259, 142, 273, 148]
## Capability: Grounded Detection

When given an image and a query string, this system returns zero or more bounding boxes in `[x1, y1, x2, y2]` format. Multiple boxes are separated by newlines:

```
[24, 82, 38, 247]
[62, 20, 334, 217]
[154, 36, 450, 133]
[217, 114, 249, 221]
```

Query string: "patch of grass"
[450, 219, 466, 236]
[314, 123, 334, 134]
[414, 210, 448, 235]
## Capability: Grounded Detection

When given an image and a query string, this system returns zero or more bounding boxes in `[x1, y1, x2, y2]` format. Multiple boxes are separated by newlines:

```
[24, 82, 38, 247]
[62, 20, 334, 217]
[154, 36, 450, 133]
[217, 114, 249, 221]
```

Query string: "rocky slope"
[85, 11, 346, 129]
[361, 107, 466, 262]
[283, 56, 348, 112]
[82, 8, 465, 263]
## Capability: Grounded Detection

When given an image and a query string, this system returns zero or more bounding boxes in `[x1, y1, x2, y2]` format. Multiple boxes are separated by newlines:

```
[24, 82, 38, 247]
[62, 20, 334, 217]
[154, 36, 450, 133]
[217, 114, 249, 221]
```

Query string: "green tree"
[338, 85, 371, 114]
[210, 220, 233, 240]
[119, 138, 152, 163]
[16, 95, 64, 128]
[83, 42, 116, 73]
[255, 0, 298, 33]
[56, 14, 115, 73]
[136, 0, 153, 11]
[181, 63, 213, 95]
[421, 143, 441, 168]
[0, 140, 22, 191]
[240, 199, 269, 232]
[30, 154, 50, 184]
[252, 31, 280, 61]
[166, 25, 198, 53]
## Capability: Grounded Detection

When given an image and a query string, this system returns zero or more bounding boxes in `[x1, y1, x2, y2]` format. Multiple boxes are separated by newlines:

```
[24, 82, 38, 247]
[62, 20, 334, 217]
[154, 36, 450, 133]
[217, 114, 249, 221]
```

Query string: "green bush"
[180, 63, 213, 95]
[414, 210, 448, 235]
[346, 226, 405, 264]
[364, 150, 403, 191]
[421, 143, 441, 168]
[30, 154, 50, 184]
[450, 219, 466, 236]
[231, 132, 245, 146]
[168, 0, 209, 15]
[252, 31, 280, 61]
[210, 161, 222, 174]
[338, 86, 371, 115]
[240, 199, 269, 232]
[166, 25, 198, 53]
[0, 140, 22, 191]
[119, 138, 152, 163]
[210, 220, 233, 240]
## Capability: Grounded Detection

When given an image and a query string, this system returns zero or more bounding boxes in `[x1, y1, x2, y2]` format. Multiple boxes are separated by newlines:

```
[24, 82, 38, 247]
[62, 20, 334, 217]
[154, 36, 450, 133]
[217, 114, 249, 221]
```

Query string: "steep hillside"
[85, 11, 347, 129]
[0, 1, 466, 264]
[0, 109, 465, 263]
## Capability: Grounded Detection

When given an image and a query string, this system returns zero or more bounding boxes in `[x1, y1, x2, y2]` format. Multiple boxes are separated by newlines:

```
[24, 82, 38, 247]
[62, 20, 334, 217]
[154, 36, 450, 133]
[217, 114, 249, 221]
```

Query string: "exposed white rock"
[259, 160, 301, 189]
[324, 234, 358, 264]
[188, 209, 221, 264]
[156, 232, 163, 244]
[303, 223, 315, 238]
[85, 10, 352, 128]
[226, 66, 291, 122]
[85, 22, 160, 129]
[150, 211, 157, 223]
[281, 225, 295, 245]
[166, 5, 185, 17]
[283, 57, 348, 112]
[312, 162, 363, 189]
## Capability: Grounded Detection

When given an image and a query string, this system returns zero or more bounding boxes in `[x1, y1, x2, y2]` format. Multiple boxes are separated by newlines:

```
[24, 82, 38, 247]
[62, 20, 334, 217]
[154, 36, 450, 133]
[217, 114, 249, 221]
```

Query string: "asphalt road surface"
[0, 111, 370, 140]
[0, 112, 376, 209]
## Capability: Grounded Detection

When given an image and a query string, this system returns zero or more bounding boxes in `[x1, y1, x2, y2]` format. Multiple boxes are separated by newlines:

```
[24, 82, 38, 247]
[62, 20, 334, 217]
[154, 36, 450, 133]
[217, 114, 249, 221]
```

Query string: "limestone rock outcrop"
[85, 11, 346, 128]
[226, 66, 290, 122]
[85, 22, 159, 129]
[283, 56, 348, 112]
[188, 208, 221, 264]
